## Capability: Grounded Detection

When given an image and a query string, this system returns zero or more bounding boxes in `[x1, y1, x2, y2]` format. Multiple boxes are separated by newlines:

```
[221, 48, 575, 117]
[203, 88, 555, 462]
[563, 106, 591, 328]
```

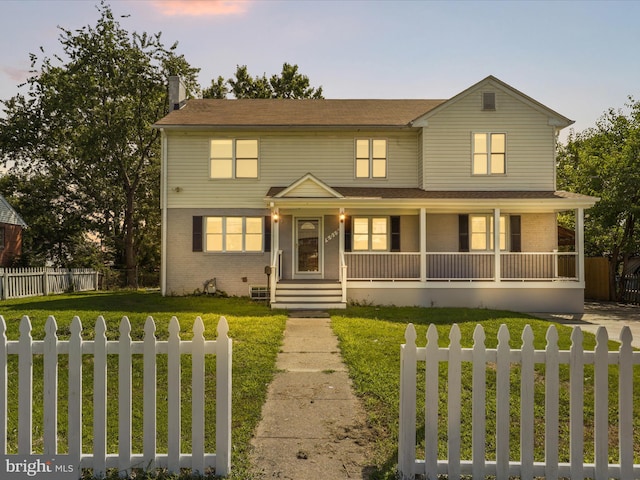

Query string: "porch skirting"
[347, 282, 584, 313]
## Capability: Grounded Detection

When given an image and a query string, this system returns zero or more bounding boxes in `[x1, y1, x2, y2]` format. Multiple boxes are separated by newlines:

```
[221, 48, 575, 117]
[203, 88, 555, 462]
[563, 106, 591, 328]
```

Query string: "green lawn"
[2, 293, 638, 480]
[331, 305, 640, 480]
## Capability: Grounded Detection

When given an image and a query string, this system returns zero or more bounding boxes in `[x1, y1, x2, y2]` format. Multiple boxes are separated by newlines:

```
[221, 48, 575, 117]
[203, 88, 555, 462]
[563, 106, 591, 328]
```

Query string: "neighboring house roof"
[0, 195, 27, 228]
[154, 98, 447, 128]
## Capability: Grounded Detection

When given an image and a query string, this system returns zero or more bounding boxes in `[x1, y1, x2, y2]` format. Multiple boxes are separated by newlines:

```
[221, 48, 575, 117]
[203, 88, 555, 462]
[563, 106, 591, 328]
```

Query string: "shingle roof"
[0, 195, 27, 227]
[266, 186, 593, 201]
[154, 99, 447, 127]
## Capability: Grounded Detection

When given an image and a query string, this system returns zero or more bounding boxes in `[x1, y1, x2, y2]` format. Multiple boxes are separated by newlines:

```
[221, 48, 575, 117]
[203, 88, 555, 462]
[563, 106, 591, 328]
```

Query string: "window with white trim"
[210, 139, 258, 179]
[472, 133, 505, 175]
[355, 139, 387, 178]
[353, 217, 388, 251]
[470, 214, 507, 251]
[205, 217, 263, 252]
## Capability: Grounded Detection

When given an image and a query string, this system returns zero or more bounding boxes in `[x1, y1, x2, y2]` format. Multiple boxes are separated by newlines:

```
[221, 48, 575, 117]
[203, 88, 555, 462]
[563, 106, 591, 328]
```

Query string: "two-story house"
[155, 76, 597, 312]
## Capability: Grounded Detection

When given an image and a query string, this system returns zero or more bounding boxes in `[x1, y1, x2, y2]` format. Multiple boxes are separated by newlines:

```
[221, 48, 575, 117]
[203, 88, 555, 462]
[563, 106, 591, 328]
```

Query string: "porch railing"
[345, 252, 579, 282]
[345, 253, 420, 280]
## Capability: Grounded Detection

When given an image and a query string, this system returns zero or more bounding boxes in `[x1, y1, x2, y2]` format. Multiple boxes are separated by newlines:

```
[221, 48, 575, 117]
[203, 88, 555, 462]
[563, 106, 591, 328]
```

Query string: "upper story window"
[205, 216, 263, 252]
[473, 133, 505, 175]
[353, 217, 388, 251]
[355, 139, 387, 178]
[210, 139, 258, 179]
[470, 214, 507, 251]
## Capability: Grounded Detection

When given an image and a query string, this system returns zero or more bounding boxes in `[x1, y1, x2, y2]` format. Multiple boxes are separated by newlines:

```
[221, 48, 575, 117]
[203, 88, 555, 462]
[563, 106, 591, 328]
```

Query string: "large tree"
[203, 63, 323, 99]
[557, 97, 640, 299]
[0, 3, 198, 285]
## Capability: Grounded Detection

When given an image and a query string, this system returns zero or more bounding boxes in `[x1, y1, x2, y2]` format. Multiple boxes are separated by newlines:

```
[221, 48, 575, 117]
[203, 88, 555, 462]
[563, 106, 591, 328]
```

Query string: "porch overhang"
[265, 186, 599, 213]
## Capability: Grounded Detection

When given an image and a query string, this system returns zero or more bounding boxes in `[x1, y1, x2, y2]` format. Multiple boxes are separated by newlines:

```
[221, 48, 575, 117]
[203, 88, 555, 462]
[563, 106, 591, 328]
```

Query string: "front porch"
[265, 175, 596, 312]
[269, 250, 582, 311]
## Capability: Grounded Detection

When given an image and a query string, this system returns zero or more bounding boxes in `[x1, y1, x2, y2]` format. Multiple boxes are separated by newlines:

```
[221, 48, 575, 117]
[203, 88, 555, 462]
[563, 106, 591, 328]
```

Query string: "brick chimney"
[168, 76, 186, 111]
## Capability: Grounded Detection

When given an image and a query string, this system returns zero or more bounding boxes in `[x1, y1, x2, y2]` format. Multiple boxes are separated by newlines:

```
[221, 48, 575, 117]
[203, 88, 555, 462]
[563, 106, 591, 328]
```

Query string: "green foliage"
[557, 97, 640, 299]
[203, 63, 323, 99]
[0, 2, 198, 283]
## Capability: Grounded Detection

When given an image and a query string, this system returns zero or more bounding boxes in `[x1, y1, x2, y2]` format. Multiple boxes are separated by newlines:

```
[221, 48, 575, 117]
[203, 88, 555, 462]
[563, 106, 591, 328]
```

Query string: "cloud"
[1, 66, 31, 83]
[150, 0, 250, 17]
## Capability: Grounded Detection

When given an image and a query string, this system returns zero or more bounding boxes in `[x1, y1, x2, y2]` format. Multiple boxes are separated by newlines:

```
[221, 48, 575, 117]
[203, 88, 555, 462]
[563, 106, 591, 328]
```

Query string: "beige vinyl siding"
[165, 130, 420, 208]
[422, 85, 556, 191]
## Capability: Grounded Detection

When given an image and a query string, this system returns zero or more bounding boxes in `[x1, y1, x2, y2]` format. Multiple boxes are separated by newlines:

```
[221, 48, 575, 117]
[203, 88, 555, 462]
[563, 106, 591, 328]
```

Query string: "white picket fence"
[0, 314, 232, 477]
[0, 267, 101, 300]
[398, 323, 640, 480]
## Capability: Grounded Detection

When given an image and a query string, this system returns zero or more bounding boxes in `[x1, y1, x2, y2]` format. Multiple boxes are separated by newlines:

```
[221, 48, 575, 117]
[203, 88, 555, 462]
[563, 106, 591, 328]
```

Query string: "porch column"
[270, 209, 280, 304]
[494, 208, 501, 282]
[576, 208, 585, 284]
[420, 208, 426, 282]
[339, 209, 347, 303]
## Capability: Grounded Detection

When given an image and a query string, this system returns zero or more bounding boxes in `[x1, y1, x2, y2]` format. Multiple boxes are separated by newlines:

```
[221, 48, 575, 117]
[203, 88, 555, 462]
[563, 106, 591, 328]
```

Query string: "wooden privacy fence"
[398, 323, 640, 480]
[622, 274, 640, 305]
[0, 314, 232, 477]
[0, 267, 101, 300]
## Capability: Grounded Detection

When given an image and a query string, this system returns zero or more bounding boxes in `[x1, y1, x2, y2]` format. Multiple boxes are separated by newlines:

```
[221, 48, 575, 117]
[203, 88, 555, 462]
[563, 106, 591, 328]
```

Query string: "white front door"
[294, 218, 323, 278]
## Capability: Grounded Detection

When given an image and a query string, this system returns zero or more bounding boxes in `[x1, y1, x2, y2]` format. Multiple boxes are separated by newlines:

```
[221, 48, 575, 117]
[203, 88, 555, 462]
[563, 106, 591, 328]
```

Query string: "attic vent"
[482, 92, 496, 111]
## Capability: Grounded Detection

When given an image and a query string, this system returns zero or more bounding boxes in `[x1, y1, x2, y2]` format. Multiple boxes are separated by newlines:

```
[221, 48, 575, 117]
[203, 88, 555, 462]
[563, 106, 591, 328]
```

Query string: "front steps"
[271, 280, 346, 310]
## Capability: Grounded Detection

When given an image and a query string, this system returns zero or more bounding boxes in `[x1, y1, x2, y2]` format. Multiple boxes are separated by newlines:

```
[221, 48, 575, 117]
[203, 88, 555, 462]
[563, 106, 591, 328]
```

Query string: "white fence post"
[216, 316, 232, 476]
[398, 323, 417, 480]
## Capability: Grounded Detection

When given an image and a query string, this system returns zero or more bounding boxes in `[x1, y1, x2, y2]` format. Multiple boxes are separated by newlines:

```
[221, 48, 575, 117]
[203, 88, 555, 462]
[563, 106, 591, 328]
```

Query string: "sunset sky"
[1, 0, 639, 139]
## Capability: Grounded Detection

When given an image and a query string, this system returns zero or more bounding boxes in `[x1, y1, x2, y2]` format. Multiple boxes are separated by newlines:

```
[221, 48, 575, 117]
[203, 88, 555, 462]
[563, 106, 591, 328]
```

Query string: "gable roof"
[412, 75, 574, 128]
[272, 173, 344, 198]
[154, 98, 446, 128]
[0, 195, 27, 227]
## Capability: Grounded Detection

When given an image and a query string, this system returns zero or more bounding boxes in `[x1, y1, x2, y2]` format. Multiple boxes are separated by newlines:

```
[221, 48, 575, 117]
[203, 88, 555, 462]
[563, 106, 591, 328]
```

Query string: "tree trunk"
[124, 187, 137, 288]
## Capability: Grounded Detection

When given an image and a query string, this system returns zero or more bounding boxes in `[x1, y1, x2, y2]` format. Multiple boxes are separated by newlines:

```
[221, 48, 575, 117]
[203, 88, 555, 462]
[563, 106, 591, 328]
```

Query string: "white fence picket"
[143, 317, 157, 469]
[619, 326, 633, 479]
[496, 324, 510, 480]
[18, 316, 32, 454]
[398, 323, 640, 480]
[118, 317, 133, 473]
[167, 316, 181, 472]
[594, 327, 609, 480]
[0, 313, 233, 478]
[471, 325, 486, 479]
[545, 325, 559, 478]
[44, 316, 58, 455]
[447, 324, 462, 480]
[520, 325, 535, 480]
[93, 316, 107, 477]
[569, 326, 584, 479]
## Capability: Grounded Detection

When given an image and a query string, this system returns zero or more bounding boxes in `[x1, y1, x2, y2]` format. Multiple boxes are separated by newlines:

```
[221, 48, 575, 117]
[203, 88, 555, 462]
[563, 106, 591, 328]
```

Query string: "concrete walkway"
[530, 301, 640, 348]
[250, 314, 374, 479]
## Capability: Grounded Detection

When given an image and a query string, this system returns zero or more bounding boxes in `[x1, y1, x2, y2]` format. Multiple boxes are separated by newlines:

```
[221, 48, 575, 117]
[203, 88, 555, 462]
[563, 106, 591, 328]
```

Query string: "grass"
[3, 293, 638, 480]
[0, 291, 288, 479]
[331, 305, 640, 480]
